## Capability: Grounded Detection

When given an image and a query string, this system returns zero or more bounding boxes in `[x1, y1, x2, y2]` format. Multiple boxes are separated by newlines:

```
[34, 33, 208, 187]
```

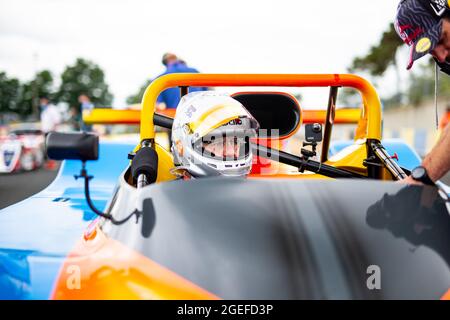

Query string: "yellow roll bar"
[140, 74, 382, 142]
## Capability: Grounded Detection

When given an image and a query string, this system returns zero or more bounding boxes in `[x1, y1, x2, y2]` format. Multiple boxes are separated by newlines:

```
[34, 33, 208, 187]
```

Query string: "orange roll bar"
[141, 74, 382, 142]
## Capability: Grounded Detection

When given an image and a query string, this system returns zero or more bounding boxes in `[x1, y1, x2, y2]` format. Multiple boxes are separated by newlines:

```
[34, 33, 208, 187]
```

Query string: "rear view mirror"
[46, 132, 99, 161]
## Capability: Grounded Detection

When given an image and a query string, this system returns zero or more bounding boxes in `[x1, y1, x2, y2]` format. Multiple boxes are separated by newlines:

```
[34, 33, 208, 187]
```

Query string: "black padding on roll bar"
[131, 147, 159, 184]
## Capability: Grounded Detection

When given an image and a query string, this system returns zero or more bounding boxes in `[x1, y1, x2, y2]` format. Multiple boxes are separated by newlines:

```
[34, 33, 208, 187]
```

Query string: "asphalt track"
[0, 162, 448, 211]
[0, 162, 61, 210]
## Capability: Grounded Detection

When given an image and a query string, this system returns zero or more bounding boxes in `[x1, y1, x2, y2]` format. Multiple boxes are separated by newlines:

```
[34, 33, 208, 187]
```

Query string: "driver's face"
[203, 136, 240, 159]
[432, 19, 450, 63]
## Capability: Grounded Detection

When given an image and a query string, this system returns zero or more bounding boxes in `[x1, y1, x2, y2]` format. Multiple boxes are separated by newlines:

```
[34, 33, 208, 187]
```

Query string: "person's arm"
[422, 123, 450, 181]
[403, 123, 450, 184]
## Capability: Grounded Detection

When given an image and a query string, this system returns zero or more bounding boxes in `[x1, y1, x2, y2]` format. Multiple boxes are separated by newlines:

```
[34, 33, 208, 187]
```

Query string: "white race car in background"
[0, 124, 45, 173]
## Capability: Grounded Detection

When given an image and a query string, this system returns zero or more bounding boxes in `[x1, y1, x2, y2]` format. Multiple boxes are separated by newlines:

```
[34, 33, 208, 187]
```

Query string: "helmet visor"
[193, 132, 253, 161]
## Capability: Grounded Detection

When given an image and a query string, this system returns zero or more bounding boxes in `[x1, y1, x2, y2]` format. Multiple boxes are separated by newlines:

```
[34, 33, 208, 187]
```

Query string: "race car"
[0, 123, 45, 173]
[0, 74, 449, 300]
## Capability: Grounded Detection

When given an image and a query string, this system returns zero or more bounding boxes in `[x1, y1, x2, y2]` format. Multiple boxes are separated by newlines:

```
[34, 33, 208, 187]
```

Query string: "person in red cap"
[395, 0, 450, 185]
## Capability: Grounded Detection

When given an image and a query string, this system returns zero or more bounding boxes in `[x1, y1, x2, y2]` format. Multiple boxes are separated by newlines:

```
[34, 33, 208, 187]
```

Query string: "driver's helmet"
[171, 91, 259, 177]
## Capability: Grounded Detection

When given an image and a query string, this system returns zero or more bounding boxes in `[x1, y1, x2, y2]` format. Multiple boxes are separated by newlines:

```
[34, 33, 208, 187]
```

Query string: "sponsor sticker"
[431, 0, 447, 16]
[3, 150, 14, 167]
[416, 37, 431, 53]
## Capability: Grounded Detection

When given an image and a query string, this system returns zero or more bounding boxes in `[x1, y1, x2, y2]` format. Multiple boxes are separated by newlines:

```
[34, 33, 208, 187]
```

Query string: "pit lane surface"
[0, 163, 60, 209]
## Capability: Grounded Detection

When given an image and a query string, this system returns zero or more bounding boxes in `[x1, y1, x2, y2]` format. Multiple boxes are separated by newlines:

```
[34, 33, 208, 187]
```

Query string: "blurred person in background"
[395, 0, 450, 185]
[39, 96, 61, 134]
[155, 53, 208, 112]
[78, 94, 94, 132]
[68, 106, 81, 131]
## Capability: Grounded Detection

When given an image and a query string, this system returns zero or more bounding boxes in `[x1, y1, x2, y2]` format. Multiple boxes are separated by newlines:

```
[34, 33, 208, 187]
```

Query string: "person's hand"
[398, 175, 423, 186]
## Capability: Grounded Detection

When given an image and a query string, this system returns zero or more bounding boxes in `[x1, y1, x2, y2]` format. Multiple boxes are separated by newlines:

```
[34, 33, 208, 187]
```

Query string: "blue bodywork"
[329, 138, 422, 171]
[0, 141, 134, 299]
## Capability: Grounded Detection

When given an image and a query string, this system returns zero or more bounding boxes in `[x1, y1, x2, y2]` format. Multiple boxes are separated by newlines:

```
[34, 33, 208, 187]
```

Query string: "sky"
[0, 0, 411, 108]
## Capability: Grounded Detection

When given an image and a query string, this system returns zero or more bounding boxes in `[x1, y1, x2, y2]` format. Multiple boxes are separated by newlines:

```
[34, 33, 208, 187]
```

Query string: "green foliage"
[336, 87, 362, 108]
[1, 58, 114, 118]
[55, 58, 113, 110]
[126, 79, 152, 105]
[18, 70, 54, 117]
[0, 72, 21, 115]
[346, 22, 450, 109]
[0, 70, 55, 117]
[349, 23, 403, 76]
[407, 58, 450, 106]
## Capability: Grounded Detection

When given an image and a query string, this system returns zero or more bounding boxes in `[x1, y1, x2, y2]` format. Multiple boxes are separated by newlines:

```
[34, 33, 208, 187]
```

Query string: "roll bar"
[140, 74, 382, 143]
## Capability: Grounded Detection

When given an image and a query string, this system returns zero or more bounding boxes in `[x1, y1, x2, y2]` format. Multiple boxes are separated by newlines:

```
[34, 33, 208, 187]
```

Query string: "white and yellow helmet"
[171, 91, 259, 177]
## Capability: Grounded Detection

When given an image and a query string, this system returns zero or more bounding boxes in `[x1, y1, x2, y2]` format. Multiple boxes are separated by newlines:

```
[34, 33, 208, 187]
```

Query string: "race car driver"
[171, 91, 259, 179]
[395, 0, 450, 185]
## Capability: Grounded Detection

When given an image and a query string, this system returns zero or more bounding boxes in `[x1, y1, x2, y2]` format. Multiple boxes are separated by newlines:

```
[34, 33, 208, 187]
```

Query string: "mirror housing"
[46, 132, 99, 161]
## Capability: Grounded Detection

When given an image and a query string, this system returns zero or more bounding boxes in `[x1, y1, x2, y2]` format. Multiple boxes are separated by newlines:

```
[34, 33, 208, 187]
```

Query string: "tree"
[16, 70, 54, 118]
[56, 58, 113, 110]
[337, 87, 363, 108]
[126, 79, 152, 105]
[407, 58, 450, 106]
[348, 23, 404, 107]
[349, 23, 403, 77]
[0, 72, 21, 115]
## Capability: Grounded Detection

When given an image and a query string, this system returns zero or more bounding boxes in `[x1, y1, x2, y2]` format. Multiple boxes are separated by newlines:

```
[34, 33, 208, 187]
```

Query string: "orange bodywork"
[51, 223, 218, 300]
[83, 109, 141, 125]
[83, 105, 360, 126]
[158, 108, 177, 118]
[442, 289, 450, 300]
[83, 109, 177, 125]
[302, 108, 361, 124]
